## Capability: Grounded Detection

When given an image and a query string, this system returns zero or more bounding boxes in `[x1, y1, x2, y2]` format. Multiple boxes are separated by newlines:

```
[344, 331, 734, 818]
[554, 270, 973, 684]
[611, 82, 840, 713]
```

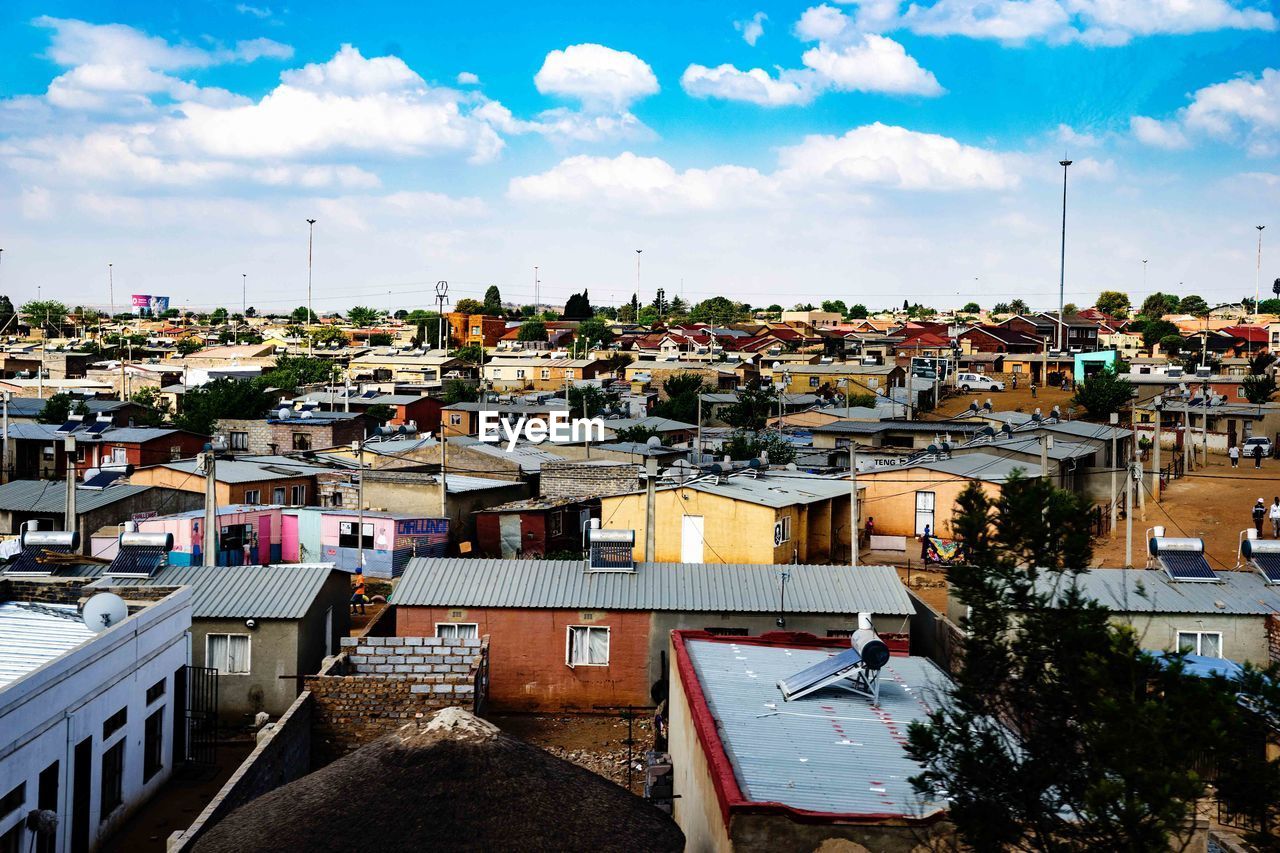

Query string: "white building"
[0, 586, 192, 852]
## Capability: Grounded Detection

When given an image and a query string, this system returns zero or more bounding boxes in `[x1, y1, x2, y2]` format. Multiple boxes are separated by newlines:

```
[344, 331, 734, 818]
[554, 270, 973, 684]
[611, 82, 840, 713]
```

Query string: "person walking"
[1255, 443, 1265, 469]
[1029, 381, 1038, 399]
[350, 570, 367, 616]
[1254, 498, 1267, 538]
[1270, 498, 1280, 538]
[1230, 445, 1240, 468]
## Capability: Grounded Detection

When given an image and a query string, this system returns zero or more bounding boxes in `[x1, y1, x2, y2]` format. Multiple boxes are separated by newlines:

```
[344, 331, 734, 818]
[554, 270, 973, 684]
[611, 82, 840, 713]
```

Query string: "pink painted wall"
[281, 514, 300, 562]
[318, 513, 397, 548]
[140, 506, 285, 555]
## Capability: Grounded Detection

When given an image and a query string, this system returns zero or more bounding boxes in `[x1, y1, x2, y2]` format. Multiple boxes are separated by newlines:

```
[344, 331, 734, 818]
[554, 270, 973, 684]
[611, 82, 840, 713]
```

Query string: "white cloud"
[800, 34, 943, 95]
[456, 71, 480, 85]
[1131, 68, 1280, 155]
[1055, 123, 1105, 147]
[533, 44, 659, 110]
[796, 4, 854, 40]
[1070, 0, 1277, 44]
[474, 98, 652, 144]
[236, 4, 274, 18]
[898, 0, 1070, 42]
[681, 64, 817, 106]
[20, 186, 54, 220]
[735, 12, 769, 45]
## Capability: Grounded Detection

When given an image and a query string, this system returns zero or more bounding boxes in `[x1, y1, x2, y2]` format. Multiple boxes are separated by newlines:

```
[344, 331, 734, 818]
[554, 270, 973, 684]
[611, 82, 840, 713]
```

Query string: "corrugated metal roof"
[812, 420, 985, 435]
[1045, 568, 1280, 615]
[673, 476, 855, 508]
[683, 638, 947, 819]
[0, 480, 154, 513]
[0, 602, 93, 688]
[896, 452, 1041, 482]
[92, 564, 338, 619]
[392, 560, 913, 615]
[151, 458, 329, 484]
[601, 416, 697, 432]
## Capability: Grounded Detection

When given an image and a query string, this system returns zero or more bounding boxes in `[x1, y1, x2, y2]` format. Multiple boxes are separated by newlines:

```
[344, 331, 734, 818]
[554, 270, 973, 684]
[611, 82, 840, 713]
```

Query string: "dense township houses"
[441, 398, 569, 438]
[8, 419, 209, 479]
[391, 557, 913, 711]
[216, 407, 369, 455]
[482, 357, 607, 391]
[998, 312, 1100, 351]
[623, 359, 757, 393]
[956, 324, 1043, 354]
[292, 389, 442, 428]
[128, 455, 332, 506]
[345, 348, 470, 386]
[0, 480, 204, 550]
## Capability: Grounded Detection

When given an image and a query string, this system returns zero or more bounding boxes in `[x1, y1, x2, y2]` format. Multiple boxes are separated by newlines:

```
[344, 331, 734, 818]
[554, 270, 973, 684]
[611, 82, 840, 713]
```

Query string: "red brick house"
[474, 497, 601, 557]
[957, 325, 1043, 354]
[390, 558, 913, 712]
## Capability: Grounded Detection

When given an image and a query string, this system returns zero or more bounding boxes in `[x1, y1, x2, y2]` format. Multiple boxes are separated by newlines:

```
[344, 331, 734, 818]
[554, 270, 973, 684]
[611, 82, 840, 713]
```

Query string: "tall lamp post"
[635, 249, 642, 296]
[306, 218, 317, 356]
[1257, 225, 1266, 322]
[1057, 158, 1072, 353]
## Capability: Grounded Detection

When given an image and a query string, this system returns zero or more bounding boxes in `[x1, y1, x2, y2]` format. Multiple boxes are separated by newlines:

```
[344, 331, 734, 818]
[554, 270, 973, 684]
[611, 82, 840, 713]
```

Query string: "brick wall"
[305, 636, 487, 761]
[216, 418, 276, 455]
[1267, 614, 1280, 665]
[540, 461, 639, 499]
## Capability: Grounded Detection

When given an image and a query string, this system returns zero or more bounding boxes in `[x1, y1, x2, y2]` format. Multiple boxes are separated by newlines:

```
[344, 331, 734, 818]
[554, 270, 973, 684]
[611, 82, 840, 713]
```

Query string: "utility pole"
[695, 392, 702, 465]
[1109, 412, 1118, 531]
[1256, 226, 1266, 346]
[1039, 433, 1051, 482]
[1057, 158, 1072, 353]
[201, 447, 218, 566]
[1124, 455, 1134, 567]
[64, 436, 77, 535]
[435, 281, 449, 353]
[439, 429, 448, 523]
[849, 443, 859, 567]
[353, 440, 365, 572]
[1, 391, 9, 485]
[635, 249, 643, 297]
[534, 265, 539, 315]
[306, 218, 316, 357]
[644, 456, 657, 562]
[1152, 395, 1163, 502]
[108, 262, 114, 327]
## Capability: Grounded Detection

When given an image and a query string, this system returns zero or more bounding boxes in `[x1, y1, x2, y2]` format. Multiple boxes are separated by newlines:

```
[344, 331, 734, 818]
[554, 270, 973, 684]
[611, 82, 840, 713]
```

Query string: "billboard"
[131, 294, 170, 316]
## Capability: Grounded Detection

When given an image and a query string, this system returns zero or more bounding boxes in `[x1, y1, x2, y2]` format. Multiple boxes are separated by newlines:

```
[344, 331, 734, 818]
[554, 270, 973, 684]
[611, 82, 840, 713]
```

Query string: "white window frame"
[541, 368, 550, 380]
[565, 625, 610, 668]
[565, 369, 575, 380]
[449, 413, 462, 426]
[515, 369, 526, 379]
[272, 487, 286, 504]
[243, 489, 261, 504]
[229, 431, 249, 450]
[1176, 630, 1223, 657]
[205, 633, 251, 674]
[775, 515, 792, 544]
[290, 484, 306, 505]
[435, 623, 479, 640]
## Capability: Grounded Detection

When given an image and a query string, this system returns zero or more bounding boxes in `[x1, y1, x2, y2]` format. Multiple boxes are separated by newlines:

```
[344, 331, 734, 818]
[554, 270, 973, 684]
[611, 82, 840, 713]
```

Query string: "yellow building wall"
[782, 372, 885, 396]
[858, 468, 1001, 539]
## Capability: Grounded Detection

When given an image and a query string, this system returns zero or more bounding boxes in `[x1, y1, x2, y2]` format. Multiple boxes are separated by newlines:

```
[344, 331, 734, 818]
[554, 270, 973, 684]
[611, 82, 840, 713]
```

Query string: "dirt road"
[936, 384, 1077, 419]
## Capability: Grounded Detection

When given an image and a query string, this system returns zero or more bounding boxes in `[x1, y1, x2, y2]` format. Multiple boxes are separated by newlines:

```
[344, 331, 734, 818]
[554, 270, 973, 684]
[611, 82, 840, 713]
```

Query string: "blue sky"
[0, 0, 1277, 314]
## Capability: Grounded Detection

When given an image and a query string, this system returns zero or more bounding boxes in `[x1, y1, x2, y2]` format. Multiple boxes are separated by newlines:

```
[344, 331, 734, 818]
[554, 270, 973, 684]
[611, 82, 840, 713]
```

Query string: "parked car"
[1243, 436, 1273, 458]
[953, 372, 1005, 393]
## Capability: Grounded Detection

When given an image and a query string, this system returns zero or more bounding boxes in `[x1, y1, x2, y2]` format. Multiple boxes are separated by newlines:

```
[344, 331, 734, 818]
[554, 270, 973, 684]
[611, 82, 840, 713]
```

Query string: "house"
[0, 480, 204, 554]
[483, 357, 608, 392]
[809, 419, 986, 450]
[8, 420, 209, 480]
[0, 576, 192, 853]
[443, 312, 512, 348]
[598, 472, 859, 564]
[475, 496, 601, 557]
[293, 389, 442, 429]
[771, 362, 905, 397]
[138, 505, 289, 566]
[94, 563, 351, 721]
[216, 408, 368, 455]
[999, 312, 1100, 352]
[391, 558, 913, 711]
[128, 456, 330, 506]
[668, 631, 950, 852]
[779, 309, 843, 328]
[956, 324, 1043, 354]
[346, 349, 469, 387]
[441, 399, 568, 438]
[599, 416, 697, 445]
[623, 360, 757, 394]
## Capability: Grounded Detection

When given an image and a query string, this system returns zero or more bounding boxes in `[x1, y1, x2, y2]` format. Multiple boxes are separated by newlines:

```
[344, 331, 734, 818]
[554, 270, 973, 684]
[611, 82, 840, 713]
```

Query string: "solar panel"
[56, 420, 81, 433]
[1159, 552, 1218, 582]
[85, 421, 112, 434]
[777, 647, 865, 701]
[81, 470, 125, 489]
[1251, 553, 1280, 584]
[107, 546, 167, 578]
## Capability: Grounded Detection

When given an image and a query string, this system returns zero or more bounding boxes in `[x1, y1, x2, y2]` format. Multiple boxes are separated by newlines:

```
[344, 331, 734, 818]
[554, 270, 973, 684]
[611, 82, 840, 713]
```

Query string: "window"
[705, 627, 748, 637]
[330, 492, 343, 507]
[170, 445, 182, 461]
[292, 432, 311, 450]
[111, 447, 127, 464]
[515, 369, 526, 379]
[566, 626, 610, 667]
[449, 413, 462, 426]
[146, 678, 166, 705]
[809, 376, 820, 388]
[565, 369, 575, 380]
[1177, 631, 1222, 657]
[1, 824, 22, 853]
[143, 709, 164, 782]
[102, 707, 127, 739]
[229, 431, 248, 450]
[436, 623, 479, 640]
[471, 325, 480, 335]
[0, 783, 24, 820]
[272, 487, 286, 504]
[1239, 386, 1248, 399]
[290, 485, 306, 505]
[549, 511, 563, 537]
[206, 634, 251, 674]
[338, 521, 374, 550]
[100, 741, 124, 821]
[541, 368, 550, 380]
[243, 489, 261, 504]
[774, 515, 791, 545]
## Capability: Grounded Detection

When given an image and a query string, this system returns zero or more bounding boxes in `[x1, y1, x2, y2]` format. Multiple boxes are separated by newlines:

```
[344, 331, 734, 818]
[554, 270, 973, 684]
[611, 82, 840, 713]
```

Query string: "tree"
[613, 425, 663, 445]
[616, 303, 636, 323]
[667, 296, 688, 320]
[576, 317, 614, 347]
[907, 475, 1229, 851]
[453, 298, 484, 315]
[1140, 292, 1180, 318]
[1071, 367, 1135, 419]
[209, 307, 229, 325]
[175, 378, 274, 435]
[1140, 319, 1180, 350]
[1177, 294, 1209, 317]
[37, 393, 88, 424]
[1250, 352, 1277, 375]
[961, 302, 981, 313]
[482, 285, 503, 315]
[636, 306, 659, 326]
[364, 403, 395, 425]
[651, 373, 709, 424]
[821, 299, 847, 316]
[992, 302, 1011, 314]
[0, 296, 15, 331]
[310, 325, 348, 347]
[262, 355, 337, 393]
[1258, 298, 1280, 315]
[517, 319, 547, 342]
[346, 306, 380, 327]
[722, 380, 780, 431]
[129, 387, 169, 427]
[22, 300, 69, 335]
[688, 296, 747, 326]
[245, 306, 257, 318]
[453, 344, 484, 364]
[441, 380, 479, 405]
[723, 429, 795, 465]
[1242, 374, 1278, 404]
[1214, 663, 1280, 847]
[289, 306, 317, 324]
[175, 338, 204, 356]
[367, 332, 394, 346]
[1062, 302, 1078, 315]
[1095, 290, 1130, 318]
[765, 304, 783, 314]
[568, 385, 614, 418]
[1008, 298, 1029, 315]
[847, 303, 868, 319]
[1159, 334, 1183, 356]
[563, 290, 595, 320]
[792, 303, 815, 311]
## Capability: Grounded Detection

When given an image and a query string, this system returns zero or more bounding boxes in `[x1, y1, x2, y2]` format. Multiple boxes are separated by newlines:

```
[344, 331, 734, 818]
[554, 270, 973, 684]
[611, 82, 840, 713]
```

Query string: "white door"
[680, 515, 705, 564]
[914, 491, 936, 536]
[324, 606, 334, 656]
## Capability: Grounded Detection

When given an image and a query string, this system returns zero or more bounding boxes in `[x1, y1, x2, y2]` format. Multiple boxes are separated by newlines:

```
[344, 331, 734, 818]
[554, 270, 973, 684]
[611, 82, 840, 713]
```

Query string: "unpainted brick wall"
[306, 636, 487, 760]
[540, 461, 639, 499]
[1268, 614, 1280, 664]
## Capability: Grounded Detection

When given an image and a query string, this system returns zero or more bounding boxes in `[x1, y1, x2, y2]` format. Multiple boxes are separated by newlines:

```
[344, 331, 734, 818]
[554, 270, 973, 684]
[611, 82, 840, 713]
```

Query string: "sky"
[0, 0, 1277, 315]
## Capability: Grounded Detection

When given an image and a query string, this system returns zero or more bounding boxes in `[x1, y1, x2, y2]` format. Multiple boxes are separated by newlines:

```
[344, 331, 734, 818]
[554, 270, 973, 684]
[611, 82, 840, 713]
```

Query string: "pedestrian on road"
[1230, 445, 1240, 468]
[1270, 498, 1280, 538]
[1254, 498, 1267, 537]
[1030, 381, 1038, 399]
[1256, 444, 1265, 469]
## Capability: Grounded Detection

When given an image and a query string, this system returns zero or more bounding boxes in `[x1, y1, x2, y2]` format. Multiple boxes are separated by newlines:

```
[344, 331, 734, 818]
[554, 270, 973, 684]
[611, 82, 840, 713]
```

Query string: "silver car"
[1243, 436, 1273, 457]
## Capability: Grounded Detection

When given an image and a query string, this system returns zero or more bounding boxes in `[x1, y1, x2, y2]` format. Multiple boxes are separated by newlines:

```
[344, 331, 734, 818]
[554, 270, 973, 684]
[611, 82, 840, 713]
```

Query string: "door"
[281, 513, 300, 562]
[498, 514, 521, 558]
[70, 737, 92, 853]
[914, 491, 936, 536]
[680, 515, 705, 564]
[324, 606, 334, 657]
[257, 514, 272, 565]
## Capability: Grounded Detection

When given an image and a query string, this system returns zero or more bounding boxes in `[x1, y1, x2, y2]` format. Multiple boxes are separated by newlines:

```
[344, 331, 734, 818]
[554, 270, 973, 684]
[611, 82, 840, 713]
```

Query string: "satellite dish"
[82, 593, 128, 633]
[646, 435, 662, 448]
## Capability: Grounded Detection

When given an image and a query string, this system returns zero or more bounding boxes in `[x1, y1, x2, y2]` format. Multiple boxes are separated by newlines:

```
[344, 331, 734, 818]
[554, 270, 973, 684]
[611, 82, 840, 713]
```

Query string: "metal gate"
[175, 665, 218, 774]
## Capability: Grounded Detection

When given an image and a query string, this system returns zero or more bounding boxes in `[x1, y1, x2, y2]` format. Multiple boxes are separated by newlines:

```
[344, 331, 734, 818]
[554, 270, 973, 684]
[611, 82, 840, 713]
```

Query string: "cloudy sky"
[0, 1, 1277, 314]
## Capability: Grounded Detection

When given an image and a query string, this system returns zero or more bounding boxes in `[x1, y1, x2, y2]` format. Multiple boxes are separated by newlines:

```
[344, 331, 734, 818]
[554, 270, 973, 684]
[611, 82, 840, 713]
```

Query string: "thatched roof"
[193, 708, 684, 853]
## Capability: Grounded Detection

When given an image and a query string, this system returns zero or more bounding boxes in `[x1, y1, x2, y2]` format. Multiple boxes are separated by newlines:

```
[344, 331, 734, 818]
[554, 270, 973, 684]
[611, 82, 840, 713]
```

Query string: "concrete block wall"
[305, 636, 487, 760]
[1268, 614, 1280, 665]
[215, 418, 275, 455]
[540, 460, 639, 499]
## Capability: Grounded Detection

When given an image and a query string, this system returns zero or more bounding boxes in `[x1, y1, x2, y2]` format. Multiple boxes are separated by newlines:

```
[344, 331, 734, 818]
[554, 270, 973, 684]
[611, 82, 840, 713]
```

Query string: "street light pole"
[635, 249, 642, 297]
[306, 218, 317, 356]
[1257, 225, 1266, 324]
[1057, 158, 1072, 353]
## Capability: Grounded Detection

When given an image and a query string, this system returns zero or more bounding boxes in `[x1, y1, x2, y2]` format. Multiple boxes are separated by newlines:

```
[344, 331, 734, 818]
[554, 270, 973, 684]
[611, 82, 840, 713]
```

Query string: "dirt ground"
[896, 565, 950, 612]
[935, 383, 1077, 419]
[491, 713, 656, 795]
[1091, 453, 1280, 570]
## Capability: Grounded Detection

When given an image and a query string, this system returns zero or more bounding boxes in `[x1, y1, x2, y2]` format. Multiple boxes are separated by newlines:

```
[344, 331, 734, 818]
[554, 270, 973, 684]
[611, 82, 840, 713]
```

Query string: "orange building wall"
[397, 606, 654, 712]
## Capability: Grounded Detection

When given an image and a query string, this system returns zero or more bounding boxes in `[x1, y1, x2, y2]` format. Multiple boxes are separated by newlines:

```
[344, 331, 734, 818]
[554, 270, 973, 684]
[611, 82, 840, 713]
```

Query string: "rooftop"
[676, 633, 947, 821]
[0, 602, 93, 688]
[0, 480, 155, 514]
[1044, 567, 1280, 615]
[894, 451, 1042, 481]
[658, 474, 856, 508]
[89, 563, 339, 619]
